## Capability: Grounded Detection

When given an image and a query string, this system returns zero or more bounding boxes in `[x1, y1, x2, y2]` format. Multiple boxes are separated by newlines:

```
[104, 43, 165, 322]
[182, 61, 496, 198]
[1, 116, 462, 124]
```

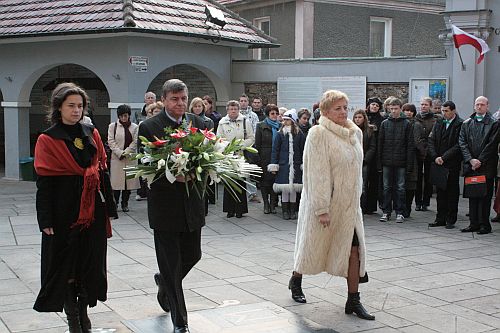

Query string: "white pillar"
[295, 0, 314, 59]
[2, 101, 31, 180]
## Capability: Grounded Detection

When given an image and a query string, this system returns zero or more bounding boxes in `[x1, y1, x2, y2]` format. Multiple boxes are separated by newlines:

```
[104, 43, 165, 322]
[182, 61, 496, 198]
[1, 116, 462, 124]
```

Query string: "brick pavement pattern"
[0, 179, 499, 332]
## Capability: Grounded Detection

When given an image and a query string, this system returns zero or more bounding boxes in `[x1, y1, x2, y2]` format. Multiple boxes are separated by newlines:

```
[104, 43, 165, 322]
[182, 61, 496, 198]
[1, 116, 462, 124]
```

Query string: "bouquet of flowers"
[125, 121, 261, 200]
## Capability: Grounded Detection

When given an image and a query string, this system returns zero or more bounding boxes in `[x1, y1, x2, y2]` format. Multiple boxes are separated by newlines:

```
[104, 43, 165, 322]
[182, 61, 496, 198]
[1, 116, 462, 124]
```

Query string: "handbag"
[430, 163, 449, 191]
[104, 122, 118, 168]
[463, 174, 487, 198]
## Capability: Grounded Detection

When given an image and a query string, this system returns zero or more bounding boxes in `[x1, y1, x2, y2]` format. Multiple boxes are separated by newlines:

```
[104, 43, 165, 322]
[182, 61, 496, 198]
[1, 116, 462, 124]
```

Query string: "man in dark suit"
[459, 96, 500, 235]
[138, 79, 205, 333]
[427, 101, 463, 229]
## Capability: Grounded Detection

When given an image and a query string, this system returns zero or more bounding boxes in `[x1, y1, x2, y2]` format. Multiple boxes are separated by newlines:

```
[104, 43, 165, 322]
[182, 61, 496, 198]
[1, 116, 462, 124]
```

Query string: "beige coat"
[108, 121, 140, 191]
[216, 114, 255, 147]
[294, 117, 367, 278]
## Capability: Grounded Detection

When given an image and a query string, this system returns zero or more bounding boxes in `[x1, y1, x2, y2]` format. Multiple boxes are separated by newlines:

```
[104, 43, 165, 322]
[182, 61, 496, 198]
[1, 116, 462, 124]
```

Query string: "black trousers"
[436, 168, 460, 224]
[469, 177, 495, 232]
[222, 180, 248, 214]
[366, 166, 382, 213]
[154, 229, 202, 327]
[416, 158, 433, 206]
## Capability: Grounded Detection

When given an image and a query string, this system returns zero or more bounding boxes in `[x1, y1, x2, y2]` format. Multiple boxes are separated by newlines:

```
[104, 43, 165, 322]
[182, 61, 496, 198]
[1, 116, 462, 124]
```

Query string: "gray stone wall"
[313, 3, 446, 58]
[234, 2, 295, 59]
[245, 82, 278, 106]
[28, 64, 110, 141]
[147, 65, 216, 102]
[367, 83, 409, 104]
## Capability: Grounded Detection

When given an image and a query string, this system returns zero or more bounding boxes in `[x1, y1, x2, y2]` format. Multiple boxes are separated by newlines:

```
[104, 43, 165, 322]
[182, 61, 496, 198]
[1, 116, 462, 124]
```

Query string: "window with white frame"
[253, 17, 271, 60]
[369, 17, 392, 57]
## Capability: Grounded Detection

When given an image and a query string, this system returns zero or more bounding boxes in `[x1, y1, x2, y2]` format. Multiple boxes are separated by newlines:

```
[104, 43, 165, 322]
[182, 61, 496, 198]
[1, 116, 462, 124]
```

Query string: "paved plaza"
[0, 178, 499, 333]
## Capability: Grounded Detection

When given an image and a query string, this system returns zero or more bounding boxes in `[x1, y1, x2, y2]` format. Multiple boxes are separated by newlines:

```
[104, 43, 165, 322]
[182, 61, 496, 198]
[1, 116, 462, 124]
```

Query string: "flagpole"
[449, 19, 466, 71]
[457, 47, 466, 71]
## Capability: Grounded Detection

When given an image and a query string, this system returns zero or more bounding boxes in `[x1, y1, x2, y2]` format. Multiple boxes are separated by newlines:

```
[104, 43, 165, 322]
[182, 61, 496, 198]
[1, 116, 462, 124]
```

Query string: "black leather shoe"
[477, 228, 491, 235]
[421, 205, 428, 211]
[121, 204, 129, 212]
[461, 226, 480, 232]
[429, 221, 445, 227]
[226, 212, 235, 218]
[174, 325, 190, 333]
[445, 224, 455, 229]
[415, 205, 422, 211]
[235, 213, 243, 218]
[154, 273, 170, 312]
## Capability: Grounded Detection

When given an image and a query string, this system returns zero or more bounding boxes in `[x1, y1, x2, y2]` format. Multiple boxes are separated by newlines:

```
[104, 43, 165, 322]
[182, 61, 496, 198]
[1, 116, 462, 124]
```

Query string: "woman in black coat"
[33, 83, 115, 333]
[255, 104, 281, 214]
[353, 110, 376, 214]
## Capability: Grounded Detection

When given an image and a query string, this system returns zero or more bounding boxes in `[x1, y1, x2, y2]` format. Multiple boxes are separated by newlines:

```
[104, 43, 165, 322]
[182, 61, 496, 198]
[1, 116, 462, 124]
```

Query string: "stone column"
[295, 0, 314, 59]
[1, 101, 31, 180]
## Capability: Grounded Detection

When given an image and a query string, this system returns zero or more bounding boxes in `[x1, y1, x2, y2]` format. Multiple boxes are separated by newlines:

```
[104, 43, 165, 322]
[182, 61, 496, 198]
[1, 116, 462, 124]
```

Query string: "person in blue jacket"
[268, 109, 306, 219]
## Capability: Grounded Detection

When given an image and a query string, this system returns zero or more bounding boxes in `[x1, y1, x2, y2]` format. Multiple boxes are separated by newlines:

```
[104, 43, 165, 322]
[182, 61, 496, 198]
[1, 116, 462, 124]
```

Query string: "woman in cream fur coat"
[288, 90, 374, 321]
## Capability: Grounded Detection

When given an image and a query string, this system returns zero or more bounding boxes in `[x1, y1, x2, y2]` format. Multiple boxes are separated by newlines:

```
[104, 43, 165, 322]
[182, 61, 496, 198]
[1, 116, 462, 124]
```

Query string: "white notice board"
[277, 76, 367, 114]
[409, 78, 449, 112]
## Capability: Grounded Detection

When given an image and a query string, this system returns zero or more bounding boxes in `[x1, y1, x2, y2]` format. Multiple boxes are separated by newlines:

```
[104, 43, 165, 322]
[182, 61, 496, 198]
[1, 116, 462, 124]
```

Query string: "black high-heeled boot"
[78, 287, 91, 332]
[290, 202, 297, 220]
[288, 273, 306, 303]
[64, 284, 83, 333]
[270, 192, 278, 214]
[282, 202, 291, 220]
[345, 292, 375, 320]
[262, 187, 271, 214]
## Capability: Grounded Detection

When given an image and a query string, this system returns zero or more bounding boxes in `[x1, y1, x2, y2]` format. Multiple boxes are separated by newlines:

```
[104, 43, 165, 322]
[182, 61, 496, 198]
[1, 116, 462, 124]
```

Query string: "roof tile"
[0, 0, 277, 46]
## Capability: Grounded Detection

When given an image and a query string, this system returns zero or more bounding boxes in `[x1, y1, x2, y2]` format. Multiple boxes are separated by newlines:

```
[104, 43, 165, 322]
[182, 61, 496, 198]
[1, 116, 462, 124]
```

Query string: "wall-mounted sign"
[129, 56, 149, 67]
[135, 66, 148, 73]
[409, 78, 448, 111]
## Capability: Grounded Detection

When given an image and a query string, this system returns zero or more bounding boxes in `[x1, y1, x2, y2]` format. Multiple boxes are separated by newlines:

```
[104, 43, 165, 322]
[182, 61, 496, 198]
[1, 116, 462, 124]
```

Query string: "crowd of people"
[32, 79, 499, 333]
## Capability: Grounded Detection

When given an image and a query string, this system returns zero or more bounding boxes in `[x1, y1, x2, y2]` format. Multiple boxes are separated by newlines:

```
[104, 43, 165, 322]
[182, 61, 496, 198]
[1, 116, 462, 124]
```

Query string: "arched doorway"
[0, 89, 4, 167]
[148, 65, 217, 103]
[28, 64, 110, 153]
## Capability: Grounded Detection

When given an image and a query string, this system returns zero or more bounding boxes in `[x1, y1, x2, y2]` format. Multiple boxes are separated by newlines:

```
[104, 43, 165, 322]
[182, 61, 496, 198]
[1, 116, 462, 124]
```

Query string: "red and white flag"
[451, 24, 490, 64]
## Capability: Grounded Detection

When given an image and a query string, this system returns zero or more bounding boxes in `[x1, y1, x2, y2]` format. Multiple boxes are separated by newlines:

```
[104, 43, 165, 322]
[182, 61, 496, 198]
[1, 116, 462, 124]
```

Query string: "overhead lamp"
[205, 5, 227, 30]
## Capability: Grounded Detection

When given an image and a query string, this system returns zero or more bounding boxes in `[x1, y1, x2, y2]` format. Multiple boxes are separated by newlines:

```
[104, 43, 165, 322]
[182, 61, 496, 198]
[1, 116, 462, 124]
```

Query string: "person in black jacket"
[414, 97, 441, 211]
[427, 101, 463, 229]
[459, 96, 500, 235]
[139, 79, 206, 333]
[377, 98, 415, 223]
[255, 104, 281, 214]
[353, 109, 376, 214]
[402, 103, 418, 218]
[366, 97, 384, 214]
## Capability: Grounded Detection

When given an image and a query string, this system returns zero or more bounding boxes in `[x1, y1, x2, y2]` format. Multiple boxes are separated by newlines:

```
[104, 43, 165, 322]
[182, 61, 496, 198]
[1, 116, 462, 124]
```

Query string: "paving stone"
[421, 282, 499, 302]
[438, 303, 500, 329]
[391, 272, 478, 292]
[9, 215, 37, 225]
[0, 308, 66, 332]
[369, 266, 435, 282]
[418, 258, 498, 274]
[192, 284, 262, 306]
[459, 267, 500, 280]
[455, 294, 500, 315]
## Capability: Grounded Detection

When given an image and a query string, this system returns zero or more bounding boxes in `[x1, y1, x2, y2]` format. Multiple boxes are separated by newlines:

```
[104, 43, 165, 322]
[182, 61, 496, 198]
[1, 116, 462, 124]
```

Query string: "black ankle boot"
[345, 292, 375, 320]
[270, 192, 278, 214]
[64, 284, 83, 333]
[290, 202, 297, 219]
[262, 188, 271, 214]
[282, 202, 291, 220]
[288, 273, 307, 303]
[77, 287, 91, 332]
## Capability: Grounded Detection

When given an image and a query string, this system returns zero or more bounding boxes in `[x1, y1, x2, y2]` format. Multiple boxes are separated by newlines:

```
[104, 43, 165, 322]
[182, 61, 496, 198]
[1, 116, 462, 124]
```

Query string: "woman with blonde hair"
[288, 90, 374, 320]
[145, 101, 164, 119]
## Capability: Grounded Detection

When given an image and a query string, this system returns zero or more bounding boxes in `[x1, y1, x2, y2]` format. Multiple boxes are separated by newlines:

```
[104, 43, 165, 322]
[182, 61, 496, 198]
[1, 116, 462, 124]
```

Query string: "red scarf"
[34, 129, 110, 234]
